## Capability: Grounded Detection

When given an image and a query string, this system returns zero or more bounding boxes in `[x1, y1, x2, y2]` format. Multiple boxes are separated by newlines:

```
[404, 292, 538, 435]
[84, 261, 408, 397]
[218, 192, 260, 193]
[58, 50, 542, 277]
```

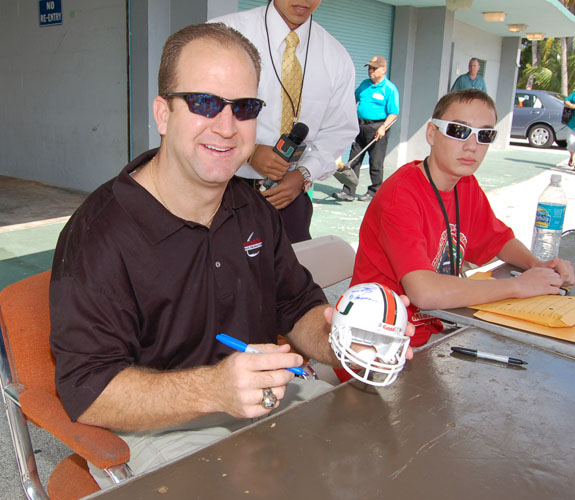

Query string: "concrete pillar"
[387, 6, 454, 169]
[493, 37, 521, 150]
[387, 7, 417, 171]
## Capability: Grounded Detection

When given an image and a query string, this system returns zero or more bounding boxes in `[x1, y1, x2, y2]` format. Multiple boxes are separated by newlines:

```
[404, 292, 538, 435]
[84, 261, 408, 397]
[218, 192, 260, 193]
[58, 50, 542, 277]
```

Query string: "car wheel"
[527, 124, 554, 148]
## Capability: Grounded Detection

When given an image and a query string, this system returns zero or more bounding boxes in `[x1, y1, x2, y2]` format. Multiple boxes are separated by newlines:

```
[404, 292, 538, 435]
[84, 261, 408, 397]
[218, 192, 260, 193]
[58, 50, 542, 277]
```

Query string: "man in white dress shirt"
[211, 0, 358, 242]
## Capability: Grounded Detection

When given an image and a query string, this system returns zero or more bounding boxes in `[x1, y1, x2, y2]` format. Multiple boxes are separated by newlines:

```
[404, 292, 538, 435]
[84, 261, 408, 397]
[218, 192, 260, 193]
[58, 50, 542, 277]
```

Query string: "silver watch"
[296, 165, 313, 192]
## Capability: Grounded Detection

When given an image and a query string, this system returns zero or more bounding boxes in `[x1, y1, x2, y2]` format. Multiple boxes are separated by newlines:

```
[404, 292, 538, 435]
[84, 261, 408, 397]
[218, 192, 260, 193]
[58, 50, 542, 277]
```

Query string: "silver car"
[511, 89, 569, 148]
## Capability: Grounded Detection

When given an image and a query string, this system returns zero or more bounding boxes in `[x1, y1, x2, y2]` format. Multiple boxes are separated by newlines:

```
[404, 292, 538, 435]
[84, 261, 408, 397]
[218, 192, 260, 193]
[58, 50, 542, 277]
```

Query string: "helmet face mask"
[329, 283, 409, 387]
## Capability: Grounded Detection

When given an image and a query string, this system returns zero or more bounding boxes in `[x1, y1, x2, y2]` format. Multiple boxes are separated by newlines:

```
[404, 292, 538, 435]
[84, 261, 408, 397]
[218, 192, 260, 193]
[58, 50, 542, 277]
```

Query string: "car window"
[533, 97, 543, 109]
[515, 94, 533, 108]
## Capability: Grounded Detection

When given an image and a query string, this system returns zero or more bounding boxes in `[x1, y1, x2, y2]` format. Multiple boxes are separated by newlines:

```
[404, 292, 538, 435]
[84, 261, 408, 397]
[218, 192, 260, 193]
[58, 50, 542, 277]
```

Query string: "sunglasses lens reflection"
[186, 94, 222, 118]
[446, 123, 471, 140]
[185, 94, 263, 121]
[443, 122, 496, 144]
[477, 129, 497, 143]
[233, 100, 264, 121]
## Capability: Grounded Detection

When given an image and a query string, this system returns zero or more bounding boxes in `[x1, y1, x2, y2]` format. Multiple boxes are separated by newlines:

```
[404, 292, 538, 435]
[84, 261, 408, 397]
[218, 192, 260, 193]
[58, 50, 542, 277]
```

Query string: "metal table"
[86, 326, 575, 499]
[424, 244, 575, 359]
[424, 304, 575, 359]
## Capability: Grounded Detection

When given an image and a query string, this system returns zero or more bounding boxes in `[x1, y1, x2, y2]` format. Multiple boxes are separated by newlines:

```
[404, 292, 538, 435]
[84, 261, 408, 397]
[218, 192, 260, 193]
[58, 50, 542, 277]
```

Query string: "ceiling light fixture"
[482, 11, 506, 22]
[526, 33, 545, 41]
[508, 24, 527, 33]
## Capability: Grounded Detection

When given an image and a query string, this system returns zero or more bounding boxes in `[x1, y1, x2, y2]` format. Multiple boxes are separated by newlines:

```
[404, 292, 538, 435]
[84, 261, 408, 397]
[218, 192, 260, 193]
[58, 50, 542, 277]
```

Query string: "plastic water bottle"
[530, 174, 567, 261]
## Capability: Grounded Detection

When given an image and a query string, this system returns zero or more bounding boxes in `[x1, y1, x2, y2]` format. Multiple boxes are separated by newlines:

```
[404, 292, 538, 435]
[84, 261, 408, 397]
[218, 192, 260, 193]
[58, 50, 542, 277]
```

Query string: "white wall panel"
[0, 0, 127, 191]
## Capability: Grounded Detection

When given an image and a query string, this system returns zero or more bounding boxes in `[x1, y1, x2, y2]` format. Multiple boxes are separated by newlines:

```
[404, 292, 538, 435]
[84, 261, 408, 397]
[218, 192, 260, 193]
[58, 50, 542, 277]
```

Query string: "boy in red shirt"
[352, 90, 574, 347]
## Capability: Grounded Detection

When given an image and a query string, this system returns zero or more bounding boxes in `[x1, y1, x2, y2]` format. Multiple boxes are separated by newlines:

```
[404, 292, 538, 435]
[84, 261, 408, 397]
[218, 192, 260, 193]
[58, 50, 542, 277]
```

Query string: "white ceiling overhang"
[384, 0, 575, 38]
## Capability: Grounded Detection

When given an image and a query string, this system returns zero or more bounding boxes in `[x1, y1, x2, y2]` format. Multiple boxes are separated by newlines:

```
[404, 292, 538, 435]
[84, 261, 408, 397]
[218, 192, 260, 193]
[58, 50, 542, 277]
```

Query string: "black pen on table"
[451, 346, 527, 365]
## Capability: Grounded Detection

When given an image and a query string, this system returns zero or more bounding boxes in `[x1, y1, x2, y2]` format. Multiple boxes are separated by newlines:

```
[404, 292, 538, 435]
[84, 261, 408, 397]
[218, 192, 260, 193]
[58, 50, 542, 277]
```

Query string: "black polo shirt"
[50, 149, 326, 421]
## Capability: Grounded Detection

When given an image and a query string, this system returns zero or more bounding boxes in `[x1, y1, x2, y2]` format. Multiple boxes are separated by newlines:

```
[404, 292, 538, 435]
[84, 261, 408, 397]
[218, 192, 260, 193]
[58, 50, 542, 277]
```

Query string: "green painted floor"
[0, 145, 568, 291]
[0, 222, 67, 290]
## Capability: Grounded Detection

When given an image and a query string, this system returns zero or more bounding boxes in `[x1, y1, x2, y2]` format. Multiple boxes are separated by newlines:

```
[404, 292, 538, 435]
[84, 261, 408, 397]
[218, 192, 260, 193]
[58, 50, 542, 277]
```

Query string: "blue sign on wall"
[39, 0, 62, 26]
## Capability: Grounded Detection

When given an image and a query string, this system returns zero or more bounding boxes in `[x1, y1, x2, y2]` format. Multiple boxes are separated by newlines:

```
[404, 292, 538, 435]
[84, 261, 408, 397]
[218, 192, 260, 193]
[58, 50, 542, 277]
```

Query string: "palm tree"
[561, 37, 568, 95]
[518, 2, 575, 94]
[518, 37, 575, 95]
[526, 39, 538, 90]
[518, 38, 562, 92]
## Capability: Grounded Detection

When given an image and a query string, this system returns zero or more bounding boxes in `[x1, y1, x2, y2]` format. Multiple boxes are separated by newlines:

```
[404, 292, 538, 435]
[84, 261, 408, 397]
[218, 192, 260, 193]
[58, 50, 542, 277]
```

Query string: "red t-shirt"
[351, 161, 514, 346]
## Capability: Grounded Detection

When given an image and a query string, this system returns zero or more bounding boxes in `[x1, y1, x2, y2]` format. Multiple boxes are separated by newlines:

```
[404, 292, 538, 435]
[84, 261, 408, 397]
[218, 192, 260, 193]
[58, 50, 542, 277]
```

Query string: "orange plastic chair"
[0, 271, 132, 500]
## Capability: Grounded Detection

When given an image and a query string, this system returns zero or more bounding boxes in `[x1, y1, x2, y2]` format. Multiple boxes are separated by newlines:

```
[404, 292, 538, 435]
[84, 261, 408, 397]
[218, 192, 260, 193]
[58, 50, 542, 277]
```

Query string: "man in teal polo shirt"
[333, 56, 399, 201]
[563, 90, 575, 168]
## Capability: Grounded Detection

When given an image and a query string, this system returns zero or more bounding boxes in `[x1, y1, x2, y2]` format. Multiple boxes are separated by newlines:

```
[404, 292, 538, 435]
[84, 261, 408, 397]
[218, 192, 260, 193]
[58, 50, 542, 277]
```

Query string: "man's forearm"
[402, 270, 523, 311]
[497, 238, 541, 270]
[77, 343, 306, 432]
[286, 305, 338, 366]
[77, 365, 221, 432]
[403, 261, 564, 311]
[383, 114, 398, 131]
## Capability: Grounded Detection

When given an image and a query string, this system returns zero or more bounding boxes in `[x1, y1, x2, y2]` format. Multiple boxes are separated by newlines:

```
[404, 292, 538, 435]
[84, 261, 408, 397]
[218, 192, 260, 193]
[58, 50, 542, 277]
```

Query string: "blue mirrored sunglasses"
[431, 118, 497, 144]
[162, 92, 266, 121]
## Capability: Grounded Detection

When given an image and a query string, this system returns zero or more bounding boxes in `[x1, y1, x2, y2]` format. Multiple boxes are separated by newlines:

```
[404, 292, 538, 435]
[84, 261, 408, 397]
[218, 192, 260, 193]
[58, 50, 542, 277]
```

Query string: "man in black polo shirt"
[50, 24, 414, 487]
[50, 23, 415, 487]
[50, 23, 327, 486]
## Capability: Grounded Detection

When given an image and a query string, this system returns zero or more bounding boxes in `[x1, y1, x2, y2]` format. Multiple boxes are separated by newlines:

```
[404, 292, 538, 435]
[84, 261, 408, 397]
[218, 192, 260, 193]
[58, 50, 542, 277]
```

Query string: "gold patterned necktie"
[281, 31, 303, 135]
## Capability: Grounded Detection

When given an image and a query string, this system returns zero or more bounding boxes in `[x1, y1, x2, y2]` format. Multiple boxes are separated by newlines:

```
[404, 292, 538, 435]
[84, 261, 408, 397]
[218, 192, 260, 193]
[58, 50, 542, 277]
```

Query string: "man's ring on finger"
[261, 388, 277, 409]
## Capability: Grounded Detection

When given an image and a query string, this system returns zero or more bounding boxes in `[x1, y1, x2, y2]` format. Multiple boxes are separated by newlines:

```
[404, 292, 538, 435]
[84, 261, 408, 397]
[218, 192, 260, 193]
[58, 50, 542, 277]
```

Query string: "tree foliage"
[517, 0, 575, 94]
[518, 39, 564, 92]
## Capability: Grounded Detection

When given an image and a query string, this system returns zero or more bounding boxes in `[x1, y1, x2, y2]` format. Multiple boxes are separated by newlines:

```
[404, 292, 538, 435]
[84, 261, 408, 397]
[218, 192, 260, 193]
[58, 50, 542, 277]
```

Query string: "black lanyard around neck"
[423, 158, 461, 277]
[264, 1, 311, 124]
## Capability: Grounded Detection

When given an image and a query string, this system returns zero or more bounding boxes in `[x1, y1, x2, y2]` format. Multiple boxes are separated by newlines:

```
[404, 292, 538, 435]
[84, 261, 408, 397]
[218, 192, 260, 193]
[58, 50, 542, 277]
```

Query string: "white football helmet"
[329, 283, 409, 387]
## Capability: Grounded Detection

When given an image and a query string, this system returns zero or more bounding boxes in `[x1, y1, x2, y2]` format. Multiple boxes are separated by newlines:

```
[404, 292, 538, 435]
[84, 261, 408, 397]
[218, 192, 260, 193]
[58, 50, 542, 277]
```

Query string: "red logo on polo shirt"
[244, 232, 262, 257]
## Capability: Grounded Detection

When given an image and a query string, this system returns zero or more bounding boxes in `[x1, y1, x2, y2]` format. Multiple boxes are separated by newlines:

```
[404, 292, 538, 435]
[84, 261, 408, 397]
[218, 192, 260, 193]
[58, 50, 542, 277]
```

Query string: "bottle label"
[535, 203, 566, 230]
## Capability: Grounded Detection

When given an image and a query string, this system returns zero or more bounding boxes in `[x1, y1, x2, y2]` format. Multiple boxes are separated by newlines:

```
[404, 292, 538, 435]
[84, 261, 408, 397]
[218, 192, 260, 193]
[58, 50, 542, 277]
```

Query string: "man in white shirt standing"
[211, 0, 358, 243]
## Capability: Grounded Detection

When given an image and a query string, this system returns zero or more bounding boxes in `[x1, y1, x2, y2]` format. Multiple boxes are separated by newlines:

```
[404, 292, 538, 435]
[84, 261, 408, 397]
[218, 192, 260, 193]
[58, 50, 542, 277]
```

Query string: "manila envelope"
[473, 310, 575, 343]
